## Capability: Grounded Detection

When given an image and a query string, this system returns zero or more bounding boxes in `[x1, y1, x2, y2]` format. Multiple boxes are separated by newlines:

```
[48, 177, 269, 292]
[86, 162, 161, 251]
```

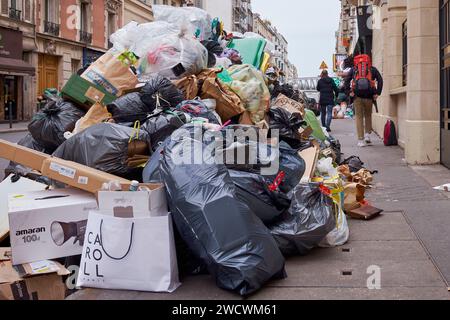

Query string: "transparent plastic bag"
[227, 64, 270, 124]
[109, 21, 177, 58]
[137, 30, 208, 80]
[153, 5, 212, 41]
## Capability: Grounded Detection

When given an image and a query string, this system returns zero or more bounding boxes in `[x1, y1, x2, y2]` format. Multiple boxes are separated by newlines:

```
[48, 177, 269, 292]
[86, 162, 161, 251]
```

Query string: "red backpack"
[352, 54, 376, 97]
[383, 120, 398, 146]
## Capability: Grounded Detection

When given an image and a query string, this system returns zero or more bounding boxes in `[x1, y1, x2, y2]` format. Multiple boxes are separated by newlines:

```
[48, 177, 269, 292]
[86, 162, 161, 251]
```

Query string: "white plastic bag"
[153, 5, 212, 41]
[137, 29, 208, 80]
[320, 207, 349, 248]
[317, 157, 338, 177]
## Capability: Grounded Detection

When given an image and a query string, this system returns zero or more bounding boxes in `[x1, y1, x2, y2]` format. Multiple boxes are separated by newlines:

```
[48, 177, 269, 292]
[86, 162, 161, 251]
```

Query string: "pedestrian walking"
[316, 69, 339, 132]
[348, 54, 384, 147]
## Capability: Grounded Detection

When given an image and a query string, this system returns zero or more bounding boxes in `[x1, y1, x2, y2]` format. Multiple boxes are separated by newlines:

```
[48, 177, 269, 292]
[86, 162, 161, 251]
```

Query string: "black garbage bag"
[328, 135, 342, 164]
[141, 111, 188, 152]
[160, 125, 286, 296]
[5, 133, 54, 178]
[201, 40, 224, 68]
[107, 92, 150, 123]
[229, 170, 291, 224]
[53, 123, 150, 180]
[140, 75, 184, 111]
[176, 100, 221, 124]
[340, 156, 365, 173]
[268, 107, 306, 149]
[275, 142, 305, 194]
[269, 183, 336, 256]
[28, 99, 86, 150]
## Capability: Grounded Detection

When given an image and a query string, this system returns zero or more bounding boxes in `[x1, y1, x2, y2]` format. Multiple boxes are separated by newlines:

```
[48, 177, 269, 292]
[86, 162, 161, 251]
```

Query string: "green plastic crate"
[61, 74, 116, 108]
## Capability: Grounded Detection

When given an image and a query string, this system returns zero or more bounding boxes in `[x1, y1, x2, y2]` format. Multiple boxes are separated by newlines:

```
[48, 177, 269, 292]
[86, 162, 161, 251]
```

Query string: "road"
[0, 131, 28, 181]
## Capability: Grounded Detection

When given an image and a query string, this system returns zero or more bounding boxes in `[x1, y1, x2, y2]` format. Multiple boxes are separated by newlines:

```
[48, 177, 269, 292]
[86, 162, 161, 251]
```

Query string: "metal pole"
[8, 100, 13, 129]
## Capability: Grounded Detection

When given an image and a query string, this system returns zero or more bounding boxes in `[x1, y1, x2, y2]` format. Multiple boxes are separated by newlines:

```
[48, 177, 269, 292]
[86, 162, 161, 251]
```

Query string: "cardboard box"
[299, 143, 321, 182]
[8, 189, 98, 265]
[97, 184, 168, 218]
[0, 139, 50, 171]
[0, 175, 48, 242]
[0, 254, 69, 300]
[61, 74, 117, 110]
[0, 140, 132, 194]
[41, 158, 130, 194]
[273, 94, 305, 117]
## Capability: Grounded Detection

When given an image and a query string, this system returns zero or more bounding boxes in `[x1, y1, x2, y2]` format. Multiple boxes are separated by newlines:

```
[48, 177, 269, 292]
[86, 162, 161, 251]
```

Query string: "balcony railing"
[44, 21, 60, 37]
[9, 8, 21, 21]
[79, 30, 92, 44]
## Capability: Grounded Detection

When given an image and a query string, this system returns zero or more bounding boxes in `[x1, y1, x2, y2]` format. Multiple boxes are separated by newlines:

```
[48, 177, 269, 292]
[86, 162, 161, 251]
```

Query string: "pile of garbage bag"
[0, 5, 377, 300]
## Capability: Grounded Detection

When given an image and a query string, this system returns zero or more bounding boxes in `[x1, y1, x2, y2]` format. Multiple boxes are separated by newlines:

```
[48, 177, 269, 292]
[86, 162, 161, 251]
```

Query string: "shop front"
[0, 27, 34, 122]
[441, 0, 450, 169]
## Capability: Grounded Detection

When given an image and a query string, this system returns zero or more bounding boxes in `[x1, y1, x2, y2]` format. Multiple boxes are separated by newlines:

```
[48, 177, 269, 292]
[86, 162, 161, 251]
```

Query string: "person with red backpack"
[348, 54, 383, 147]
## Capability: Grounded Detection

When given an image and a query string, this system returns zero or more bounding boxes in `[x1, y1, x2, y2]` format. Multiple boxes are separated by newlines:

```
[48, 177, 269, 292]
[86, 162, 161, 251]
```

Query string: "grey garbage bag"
[160, 124, 286, 296]
[229, 170, 291, 224]
[269, 183, 336, 256]
[28, 99, 86, 150]
[141, 111, 187, 152]
[107, 92, 151, 123]
[53, 123, 150, 180]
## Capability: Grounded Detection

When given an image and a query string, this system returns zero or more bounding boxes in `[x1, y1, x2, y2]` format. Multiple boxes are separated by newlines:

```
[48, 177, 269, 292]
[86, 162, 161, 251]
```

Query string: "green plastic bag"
[304, 109, 327, 142]
[227, 38, 266, 69]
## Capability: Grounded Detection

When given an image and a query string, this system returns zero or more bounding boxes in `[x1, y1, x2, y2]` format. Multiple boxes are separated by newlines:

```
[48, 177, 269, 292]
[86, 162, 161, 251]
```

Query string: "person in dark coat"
[316, 69, 339, 132]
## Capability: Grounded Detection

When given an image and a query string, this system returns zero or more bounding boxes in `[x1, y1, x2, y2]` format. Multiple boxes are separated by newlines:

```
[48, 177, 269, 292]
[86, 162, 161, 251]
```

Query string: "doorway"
[37, 53, 59, 97]
[440, 0, 450, 168]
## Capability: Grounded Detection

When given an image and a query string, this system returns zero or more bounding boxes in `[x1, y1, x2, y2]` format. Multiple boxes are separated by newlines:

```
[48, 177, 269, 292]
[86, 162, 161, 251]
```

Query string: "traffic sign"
[319, 61, 328, 70]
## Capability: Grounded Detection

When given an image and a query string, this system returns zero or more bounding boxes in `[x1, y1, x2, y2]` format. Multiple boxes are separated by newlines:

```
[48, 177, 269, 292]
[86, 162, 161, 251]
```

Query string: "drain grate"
[342, 270, 353, 276]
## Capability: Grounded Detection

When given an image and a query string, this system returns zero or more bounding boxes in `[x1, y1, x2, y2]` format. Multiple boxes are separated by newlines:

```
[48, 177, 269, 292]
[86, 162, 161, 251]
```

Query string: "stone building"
[337, 0, 448, 168]
[34, 0, 123, 107]
[0, 0, 36, 122]
[203, 0, 253, 34]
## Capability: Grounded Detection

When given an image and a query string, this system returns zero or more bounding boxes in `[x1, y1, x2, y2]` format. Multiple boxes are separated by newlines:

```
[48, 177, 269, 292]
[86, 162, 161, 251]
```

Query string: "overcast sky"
[252, 0, 341, 77]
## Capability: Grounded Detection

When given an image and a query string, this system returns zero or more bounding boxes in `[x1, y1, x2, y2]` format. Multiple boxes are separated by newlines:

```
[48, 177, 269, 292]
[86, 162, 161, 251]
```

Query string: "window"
[107, 12, 116, 48]
[402, 20, 407, 86]
[80, 1, 90, 32]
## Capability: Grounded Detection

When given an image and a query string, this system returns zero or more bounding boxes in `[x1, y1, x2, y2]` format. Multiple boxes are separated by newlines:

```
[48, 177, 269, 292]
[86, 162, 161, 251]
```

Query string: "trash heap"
[0, 5, 382, 300]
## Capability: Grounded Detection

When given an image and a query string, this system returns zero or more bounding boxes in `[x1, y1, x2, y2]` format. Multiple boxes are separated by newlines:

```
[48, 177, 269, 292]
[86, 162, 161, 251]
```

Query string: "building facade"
[338, 0, 448, 167]
[125, 0, 153, 24]
[0, 0, 36, 122]
[335, 0, 358, 55]
[34, 0, 123, 110]
[203, 0, 253, 34]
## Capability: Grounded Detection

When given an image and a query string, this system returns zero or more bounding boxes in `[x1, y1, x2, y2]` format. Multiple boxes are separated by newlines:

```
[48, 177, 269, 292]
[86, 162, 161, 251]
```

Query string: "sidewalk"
[67, 119, 450, 300]
[0, 122, 29, 134]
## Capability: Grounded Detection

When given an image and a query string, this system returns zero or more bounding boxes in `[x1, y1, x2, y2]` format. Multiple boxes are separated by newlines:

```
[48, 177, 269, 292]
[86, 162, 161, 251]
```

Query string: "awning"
[0, 57, 35, 76]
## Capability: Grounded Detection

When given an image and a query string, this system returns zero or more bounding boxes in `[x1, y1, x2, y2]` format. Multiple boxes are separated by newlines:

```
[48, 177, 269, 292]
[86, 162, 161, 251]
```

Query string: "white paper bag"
[76, 211, 180, 292]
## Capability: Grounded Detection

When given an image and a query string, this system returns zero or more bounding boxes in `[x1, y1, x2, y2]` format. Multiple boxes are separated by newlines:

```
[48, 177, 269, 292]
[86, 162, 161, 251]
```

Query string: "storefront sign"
[0, 27, 23, 59]
[333, 54, 348, 72]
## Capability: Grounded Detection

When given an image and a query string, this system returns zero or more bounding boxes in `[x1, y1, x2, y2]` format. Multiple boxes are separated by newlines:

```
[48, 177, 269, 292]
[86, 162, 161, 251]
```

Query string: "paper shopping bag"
[81, 52, 139, 97]
[72, 103, 111, 135]
[76, 211, 180, 292]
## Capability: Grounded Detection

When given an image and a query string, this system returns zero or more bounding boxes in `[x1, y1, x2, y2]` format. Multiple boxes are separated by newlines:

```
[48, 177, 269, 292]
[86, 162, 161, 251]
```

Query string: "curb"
[0, 128, 29, 134]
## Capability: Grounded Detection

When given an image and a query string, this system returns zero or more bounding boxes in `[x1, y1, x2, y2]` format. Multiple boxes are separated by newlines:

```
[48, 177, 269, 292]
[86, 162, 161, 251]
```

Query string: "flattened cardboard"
[0, 139, 50, 171]
[273, 94, 305, 117]
[0, 248, 11, 261]
[0, 175, 48, 242]
[41, 158, 130, 194]
[299, 143, 320, 182]
[0, 259, 68, 300]
[347, 205, 383, 221]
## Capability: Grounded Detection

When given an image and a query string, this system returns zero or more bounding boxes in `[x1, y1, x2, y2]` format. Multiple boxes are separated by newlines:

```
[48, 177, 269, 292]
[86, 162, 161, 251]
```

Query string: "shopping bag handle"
[100, 219, 134, 261]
